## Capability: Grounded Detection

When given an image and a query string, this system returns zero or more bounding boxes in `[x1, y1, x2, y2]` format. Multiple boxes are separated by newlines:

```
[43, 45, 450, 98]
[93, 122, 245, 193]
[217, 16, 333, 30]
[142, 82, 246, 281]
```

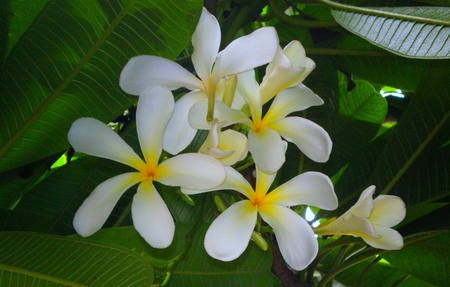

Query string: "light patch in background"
[380, 86, 404, 98]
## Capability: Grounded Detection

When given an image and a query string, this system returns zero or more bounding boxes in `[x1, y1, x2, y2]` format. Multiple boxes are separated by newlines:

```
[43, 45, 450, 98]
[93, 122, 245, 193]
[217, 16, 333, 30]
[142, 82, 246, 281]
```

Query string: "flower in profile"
[198, 119, 248, 166]
[314, 186, 406, 250]
[260, 40, 316, 104]
[183, 167, 338, 270]
[119, 7, 279, 155]
[189, 70, 332, 173]
[68, 86, 226, 248]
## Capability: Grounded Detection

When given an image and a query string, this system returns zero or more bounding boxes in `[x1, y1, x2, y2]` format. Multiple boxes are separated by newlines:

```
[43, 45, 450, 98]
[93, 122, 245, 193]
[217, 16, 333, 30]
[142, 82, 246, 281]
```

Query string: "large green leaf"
[3, 0, 50, 59]
[382, 232, 450, 286]
[0, 0, 202, 173]
[331, 6, 450, 58]
[325, 33, 442, 91]
[335, 256, 437, 287]
[0, 232, 154, 286]
[324, 72, 387, 176]
[0, 152, 61, 209]
[369, 70, 450, 197]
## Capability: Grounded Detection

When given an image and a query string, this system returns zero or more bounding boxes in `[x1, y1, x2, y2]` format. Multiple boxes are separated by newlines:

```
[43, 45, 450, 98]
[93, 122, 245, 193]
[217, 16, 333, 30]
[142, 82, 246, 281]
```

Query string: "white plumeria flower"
[314, 186, 406, 250]
[119, 7, 279, 155]
[183, 167, 338, 271]
[260, 40, 316, 104]
[67, 86, 226, 249]
[199, 119, 248, 166]
[189, 70, 332, 173]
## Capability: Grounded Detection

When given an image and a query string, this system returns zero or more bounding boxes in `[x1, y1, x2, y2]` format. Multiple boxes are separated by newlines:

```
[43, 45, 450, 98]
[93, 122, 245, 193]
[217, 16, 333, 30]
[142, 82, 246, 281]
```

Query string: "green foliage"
[1, 0, 450, 286]
[0, 232, 154, 286]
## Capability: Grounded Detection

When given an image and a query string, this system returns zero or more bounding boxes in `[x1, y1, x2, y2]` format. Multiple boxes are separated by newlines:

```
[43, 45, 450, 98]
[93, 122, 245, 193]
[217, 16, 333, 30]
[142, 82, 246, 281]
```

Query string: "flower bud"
[250, 231, 268, 251]
[214, 195, 227, 212]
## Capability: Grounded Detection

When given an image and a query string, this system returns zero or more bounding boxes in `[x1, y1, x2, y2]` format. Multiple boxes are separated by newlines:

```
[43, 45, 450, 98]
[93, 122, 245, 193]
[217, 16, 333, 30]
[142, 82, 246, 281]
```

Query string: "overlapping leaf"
[370, 71, 450, 196]
[331, 7, 450, 58]
[382, 232, 450, 286]
[0, 0, 202, 173]
[0, 232, 154, 286]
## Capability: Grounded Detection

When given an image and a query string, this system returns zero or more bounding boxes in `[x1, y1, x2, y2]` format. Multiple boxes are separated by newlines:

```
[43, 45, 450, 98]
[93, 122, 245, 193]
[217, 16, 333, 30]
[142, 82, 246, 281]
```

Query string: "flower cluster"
[68, 7, 406, 271]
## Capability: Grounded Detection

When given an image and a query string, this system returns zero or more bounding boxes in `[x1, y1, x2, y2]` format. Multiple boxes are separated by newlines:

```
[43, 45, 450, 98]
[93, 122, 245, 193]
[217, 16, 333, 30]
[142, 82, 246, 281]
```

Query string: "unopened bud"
[179, 192, 195, 206]
[222, 75, 237, 107]
[251, 231, 268, 251]
[214, 195, 227, 212]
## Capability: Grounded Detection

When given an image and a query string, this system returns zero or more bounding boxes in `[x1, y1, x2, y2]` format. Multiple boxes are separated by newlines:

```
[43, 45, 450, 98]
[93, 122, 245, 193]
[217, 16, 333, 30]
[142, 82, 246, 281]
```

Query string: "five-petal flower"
[189, 69, 332, 173]
[68, 86, 226, 248]
[314, 185, 406, 250]
[183, 167, 338, 270]
[119, 7, 279, 155]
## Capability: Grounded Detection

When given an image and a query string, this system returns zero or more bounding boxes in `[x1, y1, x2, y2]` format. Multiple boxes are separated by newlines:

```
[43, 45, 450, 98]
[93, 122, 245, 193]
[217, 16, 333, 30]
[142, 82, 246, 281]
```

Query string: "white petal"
[119, 56, 202, 95]
[163, 91, 205, 154]
[370, 195, 406, 227]
[215, 130, 248, 166]
[283, 41, 307, 63]
[155, 153, 225, 190]
[182, 167, 254, 199]
[248, 128, 285, 174]
[347, 186, 376, 218]
[73, 172, 143, 237]
[132, 180, 175, 248]
[191, 7, 220, 83]
[315, 213, 379, 238]
[269, 117, 332, 163]
[263, 85, 324, 125]
[212, 27, 278, 85]
[205, 200, 257, 261]
[137, 86, 174, 167]
[236, 70, 262, 121]
[266, 171, 337, 210]
[68, 118, 146, 172]
[255, 167, 277, 195]
[259, 204, 318, 271]
[188, 100, 251, 130]
[260, 66, 306, 103]
[263, 45, 291, 81]
[362, 225, 404, 250]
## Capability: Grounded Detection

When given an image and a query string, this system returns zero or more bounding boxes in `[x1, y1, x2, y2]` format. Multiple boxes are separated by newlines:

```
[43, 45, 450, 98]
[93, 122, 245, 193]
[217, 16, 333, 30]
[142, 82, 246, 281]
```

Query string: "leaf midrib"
[0, 0, 137, 160]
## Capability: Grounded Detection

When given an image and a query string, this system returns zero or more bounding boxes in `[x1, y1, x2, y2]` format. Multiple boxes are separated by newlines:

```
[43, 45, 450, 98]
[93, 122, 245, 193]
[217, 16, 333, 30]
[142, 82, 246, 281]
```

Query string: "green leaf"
[335, 257, 437, 287]
[4, 0, 50, 59]
[323, 71, 387, 176]
[382, 232, 450, 286]
[169, 223, 274, 287]
[75, 225, 192, 262]
[369, 70, 450, 197]
[0, 153, 62, 209]
[0, 232, 154, 286]
[2, 155, 134, 234]
[399, 202, 449, 227]
[0, 0, 202, 173]
[331, 6, 450, 58]
[325, 27, 450, 92]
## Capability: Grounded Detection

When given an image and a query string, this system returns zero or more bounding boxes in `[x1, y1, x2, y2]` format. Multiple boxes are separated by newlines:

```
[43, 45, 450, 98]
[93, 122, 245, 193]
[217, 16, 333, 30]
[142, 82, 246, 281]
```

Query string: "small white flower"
[314, 186, 406, 250]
